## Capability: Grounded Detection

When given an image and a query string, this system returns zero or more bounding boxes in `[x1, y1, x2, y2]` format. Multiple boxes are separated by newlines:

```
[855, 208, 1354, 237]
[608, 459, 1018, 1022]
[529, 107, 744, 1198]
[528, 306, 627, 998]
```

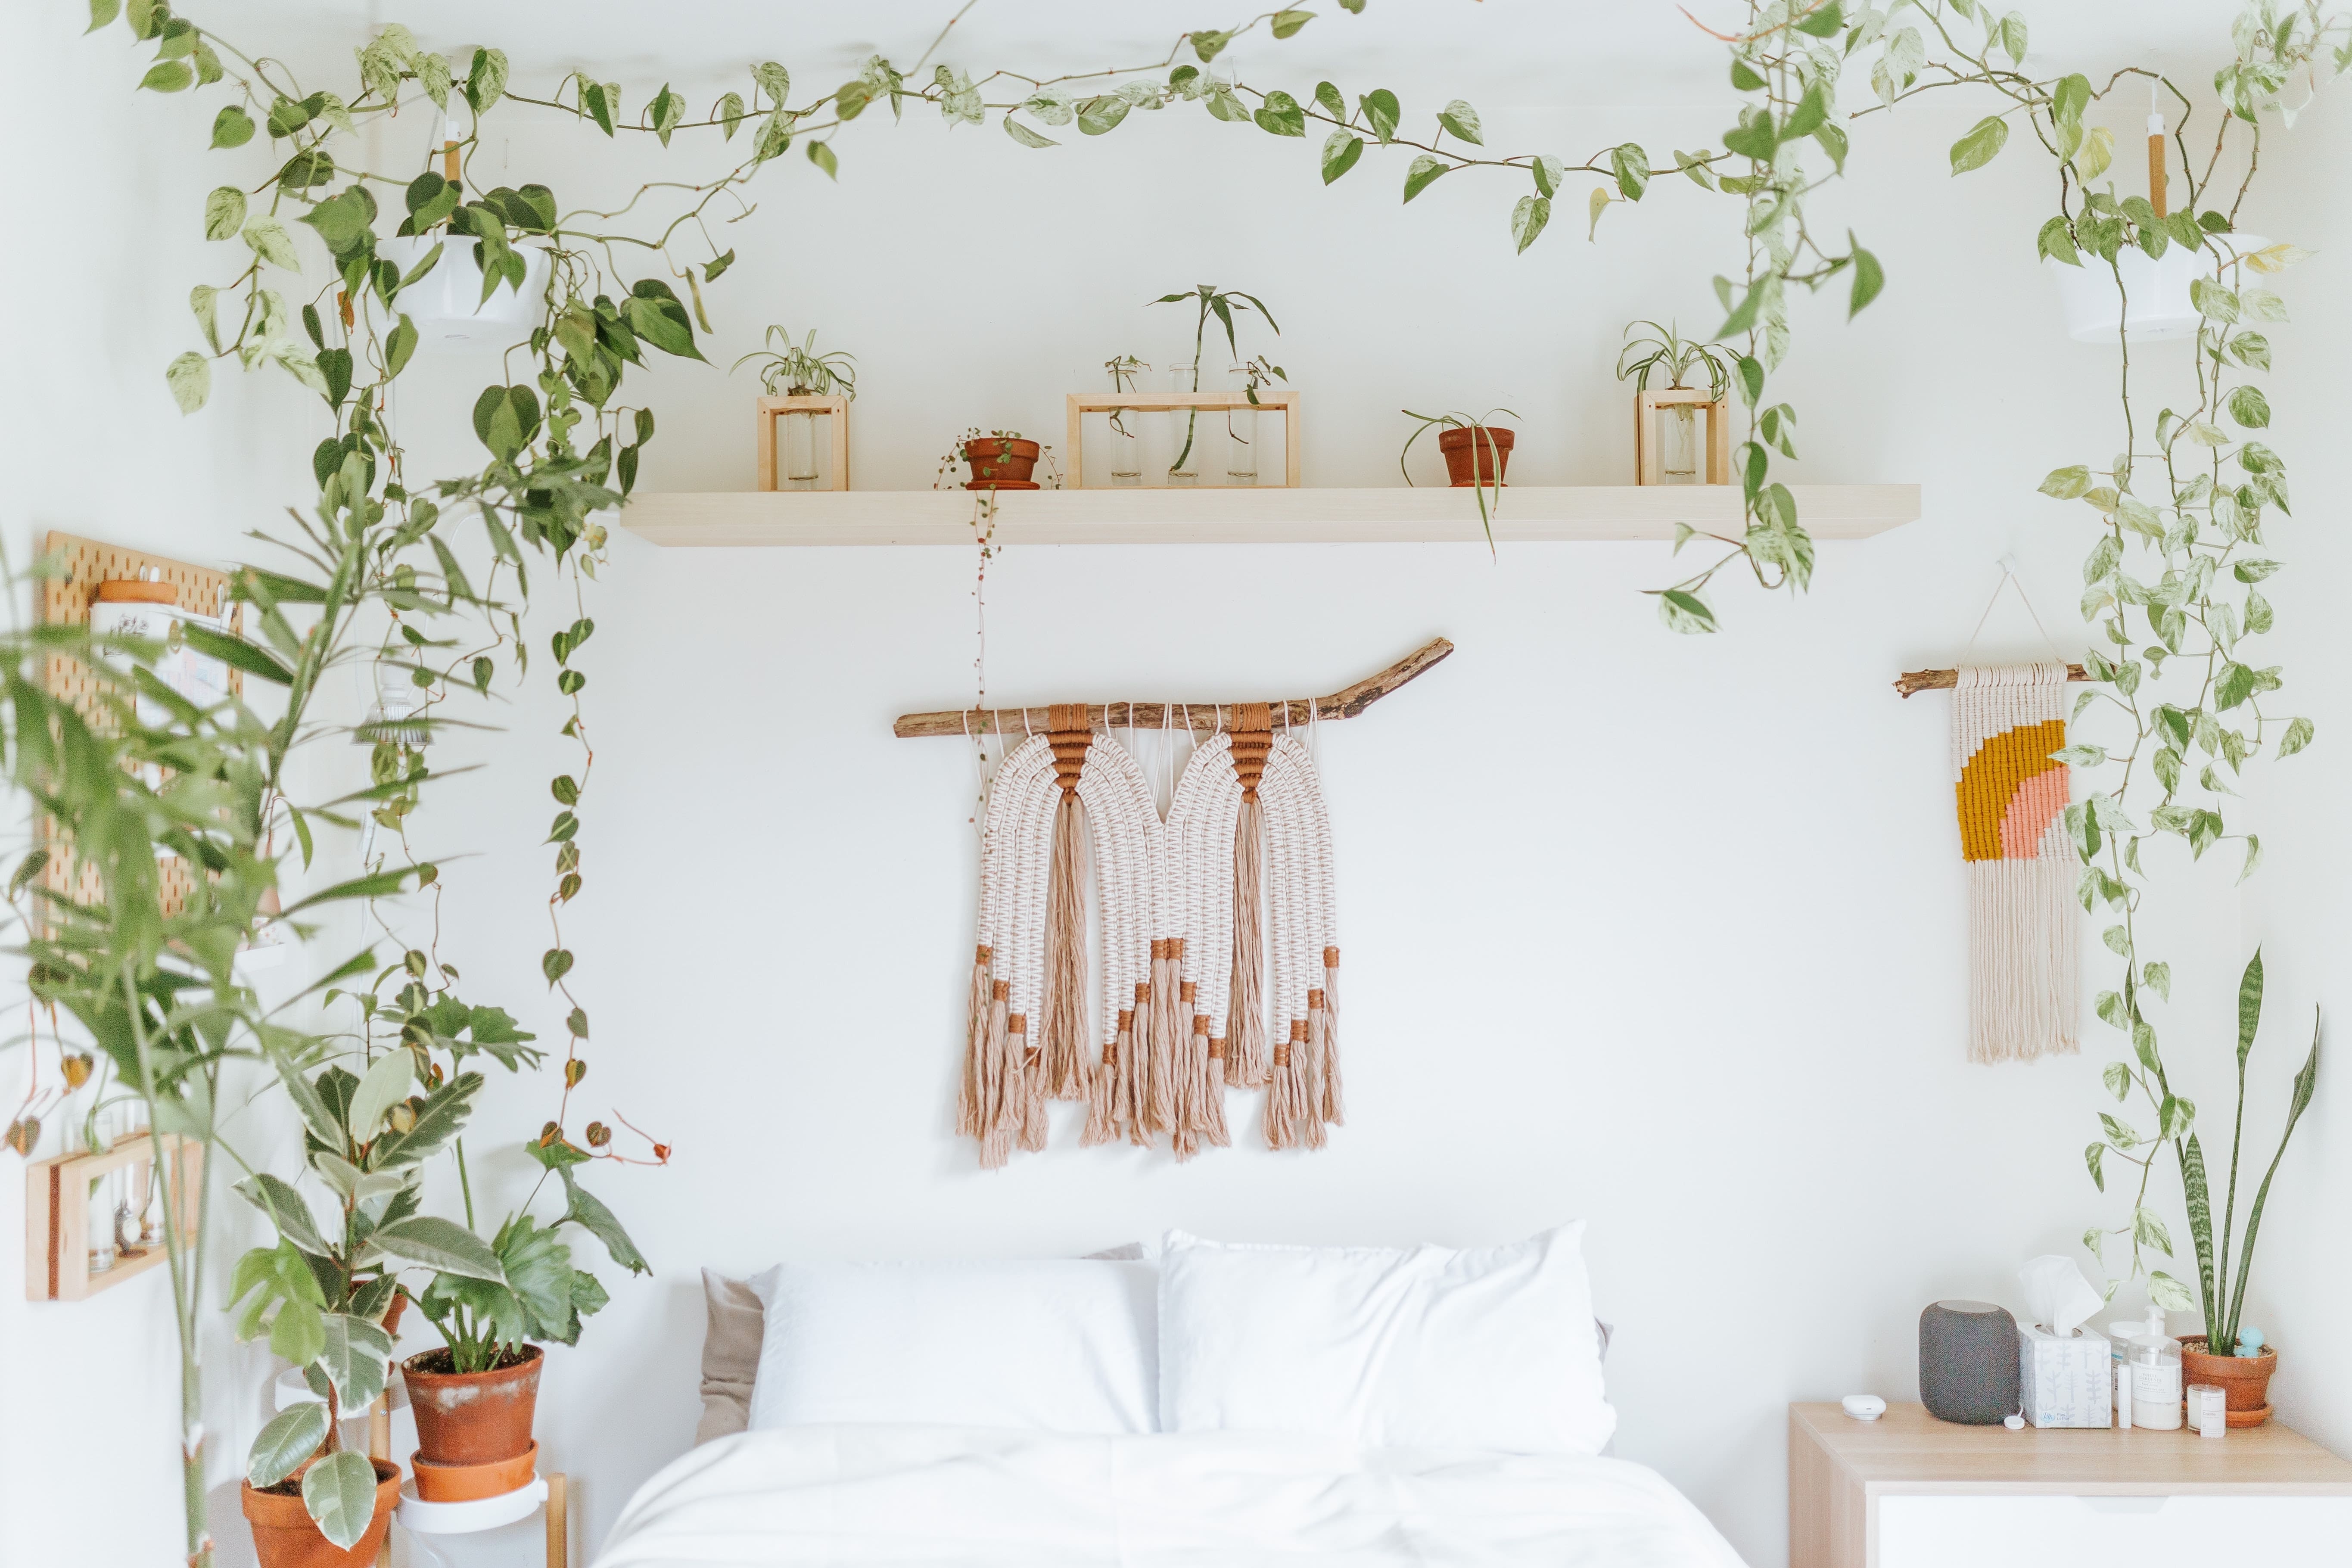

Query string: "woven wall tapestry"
[1952, 664, 2078, 1062]
[960, 702, 1342, 1167]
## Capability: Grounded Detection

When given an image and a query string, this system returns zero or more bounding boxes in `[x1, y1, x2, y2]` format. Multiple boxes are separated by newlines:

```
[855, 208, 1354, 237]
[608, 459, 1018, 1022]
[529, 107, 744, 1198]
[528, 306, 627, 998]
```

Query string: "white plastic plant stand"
[395, 1472, 568, 1568]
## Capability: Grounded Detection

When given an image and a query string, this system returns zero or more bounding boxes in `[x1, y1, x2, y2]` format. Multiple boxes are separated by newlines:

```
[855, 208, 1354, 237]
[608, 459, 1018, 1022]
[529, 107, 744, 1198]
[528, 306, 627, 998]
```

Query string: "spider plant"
[1615, 320, 1732, 395]
[1400, 407, 1519, 553]
[733, 325, 858, 398]
[1149, 283, 1279, 477]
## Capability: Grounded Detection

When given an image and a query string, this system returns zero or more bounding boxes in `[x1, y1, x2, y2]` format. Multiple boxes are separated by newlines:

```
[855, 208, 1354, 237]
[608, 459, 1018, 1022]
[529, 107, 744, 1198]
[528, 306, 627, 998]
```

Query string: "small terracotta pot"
[403, 1344, 542, 1465]
[2181, 1335, 2277, 1426]
[1438, 425, 1514, 487]
[413, 1439, 538, 1502]
[964, 437, 1040, 485]
[242, 1459, 400, 1568]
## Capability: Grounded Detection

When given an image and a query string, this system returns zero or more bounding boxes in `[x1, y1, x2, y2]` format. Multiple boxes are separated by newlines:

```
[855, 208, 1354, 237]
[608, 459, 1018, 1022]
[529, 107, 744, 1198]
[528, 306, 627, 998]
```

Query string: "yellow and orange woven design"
[1951, 666, 2077, 1062]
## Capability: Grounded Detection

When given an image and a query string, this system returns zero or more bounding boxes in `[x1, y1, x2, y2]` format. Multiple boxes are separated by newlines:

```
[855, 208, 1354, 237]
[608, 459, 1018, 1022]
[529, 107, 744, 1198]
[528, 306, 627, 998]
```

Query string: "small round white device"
[1841, 1395, 1886, 1421]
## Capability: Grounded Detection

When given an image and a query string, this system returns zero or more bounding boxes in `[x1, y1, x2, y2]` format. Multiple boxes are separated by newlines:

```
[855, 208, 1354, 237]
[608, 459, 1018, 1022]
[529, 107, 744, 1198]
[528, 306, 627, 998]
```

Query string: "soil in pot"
[964, 438, 1040, 485]
[1438, 426, 1513, 487]
[2180, 1334, 2277, 1426]
[403, 1343, 542, 1465]
[242, 1458, 400, 1568]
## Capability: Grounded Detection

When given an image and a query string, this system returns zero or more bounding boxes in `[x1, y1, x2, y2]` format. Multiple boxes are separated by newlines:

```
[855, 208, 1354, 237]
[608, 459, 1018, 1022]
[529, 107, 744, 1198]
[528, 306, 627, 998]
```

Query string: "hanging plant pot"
[2179, 1335, 2278, 1427]
[375, 234, 551, 348]
[403, 1344, 542, 1465]
[241, 1459, 400, 1568]
[2045, 233, 2267, 344]
[963, 437, 1040, 486]
[1439, 426, 1513, 487]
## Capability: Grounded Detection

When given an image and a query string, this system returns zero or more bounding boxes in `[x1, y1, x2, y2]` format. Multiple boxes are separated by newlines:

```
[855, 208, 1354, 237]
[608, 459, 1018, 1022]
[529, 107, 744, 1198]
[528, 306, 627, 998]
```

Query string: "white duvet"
[593, 1426, 1748, 1567]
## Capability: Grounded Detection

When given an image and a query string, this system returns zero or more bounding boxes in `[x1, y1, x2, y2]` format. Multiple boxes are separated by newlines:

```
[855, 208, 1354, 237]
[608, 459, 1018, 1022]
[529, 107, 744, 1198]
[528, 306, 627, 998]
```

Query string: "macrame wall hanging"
[899, 639, 1452, 1166]
[1898, 567, 2090, 1063]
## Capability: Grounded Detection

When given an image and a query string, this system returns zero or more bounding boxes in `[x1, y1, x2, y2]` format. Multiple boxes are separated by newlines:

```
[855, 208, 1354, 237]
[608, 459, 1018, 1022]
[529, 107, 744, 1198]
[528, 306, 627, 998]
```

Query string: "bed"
[591, 1226, 1747, 1567]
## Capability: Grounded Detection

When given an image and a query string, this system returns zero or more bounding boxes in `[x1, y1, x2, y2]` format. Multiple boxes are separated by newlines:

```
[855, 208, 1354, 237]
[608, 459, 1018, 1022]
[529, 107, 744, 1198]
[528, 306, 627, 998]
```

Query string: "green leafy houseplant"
[1614, 320, 1733, 396]
[1399, 407, 1518, 550]
[230, 1048, 499, 1547]
[1149, 283, 1280, 479]
[733, 324, 857, 398]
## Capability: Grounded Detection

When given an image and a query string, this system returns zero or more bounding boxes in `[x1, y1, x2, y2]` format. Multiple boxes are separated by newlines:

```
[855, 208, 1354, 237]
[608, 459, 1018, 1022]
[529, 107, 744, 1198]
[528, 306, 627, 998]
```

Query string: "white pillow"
[1156, 1224, 1615, 1453]
[746, 1258, 1158, 1433]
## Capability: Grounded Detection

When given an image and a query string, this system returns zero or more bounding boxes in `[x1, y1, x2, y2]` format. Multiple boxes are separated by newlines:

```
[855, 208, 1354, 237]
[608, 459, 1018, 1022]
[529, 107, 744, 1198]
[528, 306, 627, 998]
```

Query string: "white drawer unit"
[1792, 1402, 2352, 1568]
[1878, 1492, 2352, 1566]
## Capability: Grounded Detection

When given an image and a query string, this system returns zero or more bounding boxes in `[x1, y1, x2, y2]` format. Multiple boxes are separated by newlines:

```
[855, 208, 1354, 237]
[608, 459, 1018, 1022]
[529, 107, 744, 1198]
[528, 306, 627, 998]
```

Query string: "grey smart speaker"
[1919, 1299, 2020, 1424]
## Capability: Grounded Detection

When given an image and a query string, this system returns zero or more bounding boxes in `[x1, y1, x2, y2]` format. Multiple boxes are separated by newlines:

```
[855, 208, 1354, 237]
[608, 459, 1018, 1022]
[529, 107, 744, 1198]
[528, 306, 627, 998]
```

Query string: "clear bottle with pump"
[2130, 1306, 2184, 1430]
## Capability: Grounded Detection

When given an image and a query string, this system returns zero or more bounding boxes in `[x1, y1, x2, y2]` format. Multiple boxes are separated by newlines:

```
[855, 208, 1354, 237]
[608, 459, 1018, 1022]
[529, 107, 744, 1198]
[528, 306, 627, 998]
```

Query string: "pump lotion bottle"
[2131, 1306, 2185, 1431]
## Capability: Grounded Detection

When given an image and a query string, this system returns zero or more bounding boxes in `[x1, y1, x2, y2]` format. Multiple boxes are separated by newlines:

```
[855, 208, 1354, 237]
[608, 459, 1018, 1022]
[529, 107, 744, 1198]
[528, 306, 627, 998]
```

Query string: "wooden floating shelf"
[616, 483, 1920, 548]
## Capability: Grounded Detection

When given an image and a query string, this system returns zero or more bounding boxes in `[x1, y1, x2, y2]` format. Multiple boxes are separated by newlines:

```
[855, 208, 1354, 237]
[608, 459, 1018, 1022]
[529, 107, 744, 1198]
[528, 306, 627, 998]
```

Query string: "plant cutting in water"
[1149, 283, 1279, 478]
[733, 324, 857, 397]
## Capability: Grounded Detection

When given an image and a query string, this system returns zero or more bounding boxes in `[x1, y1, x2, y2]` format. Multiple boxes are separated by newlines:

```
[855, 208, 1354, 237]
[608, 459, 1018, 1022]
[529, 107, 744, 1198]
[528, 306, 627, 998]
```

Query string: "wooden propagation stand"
[1066, 390, 1301, 489]
[1633, 388, 1731, 485]
[755, 395, 849, 491]
[24, 1132, 202, 1300]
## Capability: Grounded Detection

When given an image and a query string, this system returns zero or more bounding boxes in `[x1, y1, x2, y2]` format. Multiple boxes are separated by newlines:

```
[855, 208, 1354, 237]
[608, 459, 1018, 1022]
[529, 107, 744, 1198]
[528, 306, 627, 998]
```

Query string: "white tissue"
[2019, 1254, 2104, 1337]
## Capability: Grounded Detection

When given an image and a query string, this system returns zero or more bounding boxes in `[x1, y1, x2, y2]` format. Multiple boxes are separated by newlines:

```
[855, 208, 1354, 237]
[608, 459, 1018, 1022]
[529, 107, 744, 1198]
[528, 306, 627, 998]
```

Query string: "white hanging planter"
[376, 233, 551, 348]
[2046, 231, 2266, 345]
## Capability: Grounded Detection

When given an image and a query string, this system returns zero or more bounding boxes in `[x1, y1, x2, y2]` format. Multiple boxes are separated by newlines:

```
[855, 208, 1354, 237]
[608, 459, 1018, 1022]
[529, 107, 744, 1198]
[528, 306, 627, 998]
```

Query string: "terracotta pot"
[413, 1439, 538, 1502]
[403, 1343, 542, 1465]
[2181, 1334, 2277, 1426]
[242, 1459, 400, 1568]
[964, 437, 1040, 485]
[1438, 425, 1514, 487]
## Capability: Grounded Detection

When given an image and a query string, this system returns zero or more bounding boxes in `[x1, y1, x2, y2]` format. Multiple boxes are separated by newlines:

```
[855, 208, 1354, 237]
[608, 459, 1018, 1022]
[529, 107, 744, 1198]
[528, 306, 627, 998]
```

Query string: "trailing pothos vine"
[26, 0, 2345, 1560]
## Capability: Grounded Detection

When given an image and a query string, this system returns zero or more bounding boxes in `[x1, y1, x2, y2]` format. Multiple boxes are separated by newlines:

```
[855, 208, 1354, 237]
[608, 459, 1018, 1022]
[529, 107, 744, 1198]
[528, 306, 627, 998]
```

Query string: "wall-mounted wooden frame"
[1633, 389, 1732, 486]
[39, 532, 245, 921]
[25, 1132, 202, 1300]
[755, 395, 850, 491]
[1065, 390, 1302, 490]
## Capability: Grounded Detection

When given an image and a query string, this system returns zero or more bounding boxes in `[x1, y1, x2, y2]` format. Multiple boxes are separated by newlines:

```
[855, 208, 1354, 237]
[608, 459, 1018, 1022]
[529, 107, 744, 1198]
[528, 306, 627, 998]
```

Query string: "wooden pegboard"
[37, 532, 245, 920]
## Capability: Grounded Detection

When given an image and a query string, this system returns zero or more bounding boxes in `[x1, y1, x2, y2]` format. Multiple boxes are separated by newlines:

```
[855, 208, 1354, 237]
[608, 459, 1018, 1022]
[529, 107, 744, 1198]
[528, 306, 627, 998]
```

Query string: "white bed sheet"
[592, 1425, 1748, 1568]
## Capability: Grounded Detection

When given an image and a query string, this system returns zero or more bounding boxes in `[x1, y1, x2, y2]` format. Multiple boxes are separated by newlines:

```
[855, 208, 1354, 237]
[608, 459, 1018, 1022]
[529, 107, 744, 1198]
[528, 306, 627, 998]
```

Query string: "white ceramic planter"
[376, 233, 551, 348]
[2046, 232, 2266, 345]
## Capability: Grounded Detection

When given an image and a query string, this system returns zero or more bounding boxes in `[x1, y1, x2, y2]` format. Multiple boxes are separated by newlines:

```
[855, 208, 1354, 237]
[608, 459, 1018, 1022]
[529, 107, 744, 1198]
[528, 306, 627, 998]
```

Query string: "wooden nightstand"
[1790, 1401, 2352, 1567]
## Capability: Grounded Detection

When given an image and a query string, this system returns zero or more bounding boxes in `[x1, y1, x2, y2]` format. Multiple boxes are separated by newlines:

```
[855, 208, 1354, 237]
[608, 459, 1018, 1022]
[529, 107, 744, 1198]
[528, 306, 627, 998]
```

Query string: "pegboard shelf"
[615, 484, 1919, 547]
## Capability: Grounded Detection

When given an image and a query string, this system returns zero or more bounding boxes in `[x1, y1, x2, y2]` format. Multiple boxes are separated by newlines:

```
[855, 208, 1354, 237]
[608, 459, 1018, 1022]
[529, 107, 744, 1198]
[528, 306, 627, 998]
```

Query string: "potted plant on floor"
[230, 1049, 500, 1563]
[402, 1121, 647, 1497]
[1399, 407, 1520, 549]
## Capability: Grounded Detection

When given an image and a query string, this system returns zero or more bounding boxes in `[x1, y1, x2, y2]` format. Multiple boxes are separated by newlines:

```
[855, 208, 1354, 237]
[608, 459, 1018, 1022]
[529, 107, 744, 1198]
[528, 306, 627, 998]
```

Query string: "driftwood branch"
[1895, 664, 2089, 698]
[892, 638, 1455, 738]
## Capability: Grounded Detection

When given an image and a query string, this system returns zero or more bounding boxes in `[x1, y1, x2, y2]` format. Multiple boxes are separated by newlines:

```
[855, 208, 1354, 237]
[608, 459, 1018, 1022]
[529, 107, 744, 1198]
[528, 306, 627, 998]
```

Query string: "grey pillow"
[694, 1249, 1610, 1444]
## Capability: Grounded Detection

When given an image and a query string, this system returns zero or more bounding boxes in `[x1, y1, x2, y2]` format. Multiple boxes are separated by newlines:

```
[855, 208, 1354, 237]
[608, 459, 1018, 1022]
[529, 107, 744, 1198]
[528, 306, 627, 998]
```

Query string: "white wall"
[6, 10, 2340, 1568]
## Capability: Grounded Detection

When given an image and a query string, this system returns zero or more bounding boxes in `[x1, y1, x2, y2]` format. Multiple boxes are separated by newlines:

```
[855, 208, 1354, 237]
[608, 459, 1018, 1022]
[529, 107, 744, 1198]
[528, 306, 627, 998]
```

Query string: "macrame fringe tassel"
[1967, 856, 2079, 1062]
[1264, 1029, 1301, 1150]
[1083, 1017, 1126, 1147]
[1040, 788, 1093, 1100]
[1011, 1014, 1047, 1153]
[1126, 979, 1157, 1146]
[1292, 1014, 1327, 1151]
[1319, 947, 1344, 1126]
[1225, 794, 1268, 1086]
[974, 982, 1014, 1169]
[1192, 1010, 1228, 1149]
[957, 944, 993, 1139]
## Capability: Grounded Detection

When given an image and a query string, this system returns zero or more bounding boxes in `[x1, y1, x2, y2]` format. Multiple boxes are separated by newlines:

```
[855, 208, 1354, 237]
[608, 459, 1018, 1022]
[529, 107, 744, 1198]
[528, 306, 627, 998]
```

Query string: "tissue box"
[2018, 1323, 2111, 1427]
